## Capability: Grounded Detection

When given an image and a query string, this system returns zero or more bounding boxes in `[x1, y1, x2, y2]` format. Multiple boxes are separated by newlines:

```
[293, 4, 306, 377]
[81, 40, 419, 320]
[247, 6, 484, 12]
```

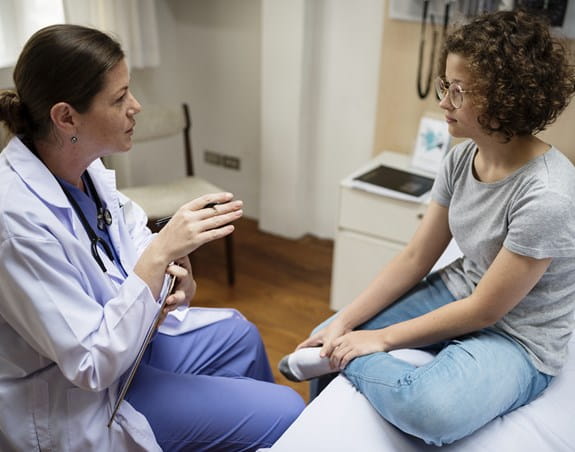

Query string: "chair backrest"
[133, 103, 194, 176]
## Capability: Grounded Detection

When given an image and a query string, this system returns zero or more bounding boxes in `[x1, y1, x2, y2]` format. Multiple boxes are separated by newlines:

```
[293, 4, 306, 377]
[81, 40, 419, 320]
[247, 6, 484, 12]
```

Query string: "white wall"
[306, 0, 383, 238]
[113, 0, 262, 219]
[126, 0, 383, 239]
[166, 0, 262, 219]
[259, 0, 384, 238]
[259, 0, 312, 239]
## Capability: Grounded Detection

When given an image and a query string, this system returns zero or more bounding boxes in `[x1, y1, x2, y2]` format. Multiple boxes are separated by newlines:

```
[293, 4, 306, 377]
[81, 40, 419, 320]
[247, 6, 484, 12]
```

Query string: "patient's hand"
[328, 330, 386, 370]
[297, 320, 350, 361]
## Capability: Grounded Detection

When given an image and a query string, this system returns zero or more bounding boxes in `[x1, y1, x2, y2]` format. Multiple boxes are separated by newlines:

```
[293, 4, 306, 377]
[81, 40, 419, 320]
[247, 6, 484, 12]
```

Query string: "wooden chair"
[121, 103, 235, 285]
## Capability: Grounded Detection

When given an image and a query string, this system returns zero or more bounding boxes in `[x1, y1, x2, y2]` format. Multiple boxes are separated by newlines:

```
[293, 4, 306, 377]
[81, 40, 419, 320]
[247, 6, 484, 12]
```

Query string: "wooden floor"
[191, 217, 335, 401]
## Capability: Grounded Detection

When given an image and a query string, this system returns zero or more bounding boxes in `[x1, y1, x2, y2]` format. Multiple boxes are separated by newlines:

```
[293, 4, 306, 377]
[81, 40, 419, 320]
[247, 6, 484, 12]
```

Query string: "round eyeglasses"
[434, 77, 473, 109]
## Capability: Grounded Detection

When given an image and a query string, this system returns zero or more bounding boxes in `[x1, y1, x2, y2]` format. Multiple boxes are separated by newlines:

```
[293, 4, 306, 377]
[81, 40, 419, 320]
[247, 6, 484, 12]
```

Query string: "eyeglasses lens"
[449, 84, 463, 109]
[435, 78, 463, 109]
[434, 78, 446, 101]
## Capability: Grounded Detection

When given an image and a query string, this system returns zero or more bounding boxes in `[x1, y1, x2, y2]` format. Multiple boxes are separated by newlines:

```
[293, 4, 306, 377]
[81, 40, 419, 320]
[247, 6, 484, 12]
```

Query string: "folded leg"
[344, 330, 551, 446]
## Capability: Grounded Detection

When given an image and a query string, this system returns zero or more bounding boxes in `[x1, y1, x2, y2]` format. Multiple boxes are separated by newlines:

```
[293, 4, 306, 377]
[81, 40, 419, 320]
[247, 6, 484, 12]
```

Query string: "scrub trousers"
[310, 273, 552, 446]
[126, 310, 304, 451]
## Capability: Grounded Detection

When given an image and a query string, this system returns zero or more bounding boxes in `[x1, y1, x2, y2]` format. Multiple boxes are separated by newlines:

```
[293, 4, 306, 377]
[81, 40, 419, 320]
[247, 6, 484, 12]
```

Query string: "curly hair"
[438, 9, 575, 142]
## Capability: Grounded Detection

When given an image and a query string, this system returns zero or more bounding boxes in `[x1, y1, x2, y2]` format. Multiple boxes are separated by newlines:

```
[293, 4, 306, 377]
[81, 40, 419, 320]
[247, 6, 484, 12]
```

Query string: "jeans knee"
[310, 324, 323, 336]
[389, 394, 465, 446]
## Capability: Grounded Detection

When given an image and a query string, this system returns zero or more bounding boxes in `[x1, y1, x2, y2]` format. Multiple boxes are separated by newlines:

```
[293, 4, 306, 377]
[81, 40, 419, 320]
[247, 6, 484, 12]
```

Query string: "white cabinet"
[329, 151, 429, 311]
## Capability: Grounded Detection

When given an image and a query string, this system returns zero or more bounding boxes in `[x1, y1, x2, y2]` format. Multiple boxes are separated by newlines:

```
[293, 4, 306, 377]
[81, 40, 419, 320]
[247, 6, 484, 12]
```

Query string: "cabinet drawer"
[330, 229, 403, 311]
[338, 186, 427, 243]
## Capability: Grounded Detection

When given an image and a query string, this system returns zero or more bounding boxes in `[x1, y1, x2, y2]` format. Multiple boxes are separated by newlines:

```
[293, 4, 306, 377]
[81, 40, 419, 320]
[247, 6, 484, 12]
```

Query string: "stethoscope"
[417, 0, 452, 99]
[57, 172, 114, 273]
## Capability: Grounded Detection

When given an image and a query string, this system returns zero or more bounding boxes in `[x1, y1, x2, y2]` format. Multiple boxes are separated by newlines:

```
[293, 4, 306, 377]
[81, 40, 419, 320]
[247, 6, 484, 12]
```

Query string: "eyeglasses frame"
[434, 76, 474, 109]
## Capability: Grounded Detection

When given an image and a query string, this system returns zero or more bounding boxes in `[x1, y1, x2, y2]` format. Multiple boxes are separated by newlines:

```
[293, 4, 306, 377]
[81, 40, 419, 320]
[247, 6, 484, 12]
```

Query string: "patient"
[280, 9, 575, 446]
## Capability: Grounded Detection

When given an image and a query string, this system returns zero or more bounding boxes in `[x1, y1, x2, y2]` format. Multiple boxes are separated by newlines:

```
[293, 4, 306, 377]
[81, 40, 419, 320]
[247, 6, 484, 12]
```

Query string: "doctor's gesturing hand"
[158, 192, 242, 259]
[135, 191, 243, 301]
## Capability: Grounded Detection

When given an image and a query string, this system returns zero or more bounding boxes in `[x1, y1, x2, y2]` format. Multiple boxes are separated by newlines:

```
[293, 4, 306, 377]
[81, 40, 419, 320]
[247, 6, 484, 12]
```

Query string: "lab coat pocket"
[29, 378, 52, 450]
[66, 387, 109, 450]
[2, 379, 52, 450]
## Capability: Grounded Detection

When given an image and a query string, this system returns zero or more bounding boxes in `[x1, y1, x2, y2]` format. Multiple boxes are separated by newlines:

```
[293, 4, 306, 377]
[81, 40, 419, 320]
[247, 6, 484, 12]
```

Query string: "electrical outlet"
[204, 150, 241, 170]
[222, 156, 240, 170]
[204, 150, 222, 165]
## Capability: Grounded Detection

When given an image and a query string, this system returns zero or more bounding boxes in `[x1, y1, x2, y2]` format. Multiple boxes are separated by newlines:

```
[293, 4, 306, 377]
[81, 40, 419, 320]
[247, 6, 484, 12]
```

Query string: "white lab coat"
[0, 137, 225, 451]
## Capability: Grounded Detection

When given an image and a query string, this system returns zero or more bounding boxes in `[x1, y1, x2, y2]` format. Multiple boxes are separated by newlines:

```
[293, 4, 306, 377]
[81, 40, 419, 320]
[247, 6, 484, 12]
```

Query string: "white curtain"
[0, 0, 159, 69]
[63, 0, 160, 68]
[0, 0, 65, 68]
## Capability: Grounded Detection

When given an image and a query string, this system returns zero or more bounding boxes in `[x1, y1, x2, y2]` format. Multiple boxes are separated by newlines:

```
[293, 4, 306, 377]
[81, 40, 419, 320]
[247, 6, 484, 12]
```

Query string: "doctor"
[0, 24, 303, 451]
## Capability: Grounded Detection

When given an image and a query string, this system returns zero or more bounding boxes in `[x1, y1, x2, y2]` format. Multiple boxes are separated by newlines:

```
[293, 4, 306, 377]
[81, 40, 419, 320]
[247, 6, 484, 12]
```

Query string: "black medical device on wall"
[417, 1, 437, 98]
[417, 0, 453, 99]
[416, 0, 453, 99]
[514, 0, 568, 26]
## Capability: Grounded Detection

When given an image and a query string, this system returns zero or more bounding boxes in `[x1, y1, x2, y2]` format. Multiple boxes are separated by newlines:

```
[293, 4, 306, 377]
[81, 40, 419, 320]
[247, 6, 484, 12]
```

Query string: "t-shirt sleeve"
[431, 144, 459, 207]
[505, 188, 575, 259]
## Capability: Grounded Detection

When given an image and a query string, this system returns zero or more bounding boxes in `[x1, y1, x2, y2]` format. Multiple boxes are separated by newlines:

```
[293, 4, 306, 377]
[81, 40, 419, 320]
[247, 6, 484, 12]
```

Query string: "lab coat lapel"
[4, 137, 73, 211]
[6, 137, 131, 288]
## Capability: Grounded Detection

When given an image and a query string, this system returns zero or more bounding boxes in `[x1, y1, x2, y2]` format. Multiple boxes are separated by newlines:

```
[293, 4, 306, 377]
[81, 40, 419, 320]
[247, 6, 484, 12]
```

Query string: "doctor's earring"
[71, 136, 78, 144]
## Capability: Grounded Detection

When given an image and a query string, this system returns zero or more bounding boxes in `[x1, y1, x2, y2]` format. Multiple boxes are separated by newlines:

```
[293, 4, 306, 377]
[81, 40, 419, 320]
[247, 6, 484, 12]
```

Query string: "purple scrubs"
[126, 313, 305, 451]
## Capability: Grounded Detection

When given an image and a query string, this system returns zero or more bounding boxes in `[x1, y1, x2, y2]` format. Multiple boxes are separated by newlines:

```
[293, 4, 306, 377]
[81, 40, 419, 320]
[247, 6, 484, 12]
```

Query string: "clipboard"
[352, 164, 434, 199]
[107, 273, 177, 427]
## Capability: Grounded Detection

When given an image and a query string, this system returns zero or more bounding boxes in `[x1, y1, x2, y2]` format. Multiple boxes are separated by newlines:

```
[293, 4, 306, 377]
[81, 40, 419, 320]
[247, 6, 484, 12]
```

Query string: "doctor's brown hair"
[0, 24, 124, 142]
[438, 9, 575, 142]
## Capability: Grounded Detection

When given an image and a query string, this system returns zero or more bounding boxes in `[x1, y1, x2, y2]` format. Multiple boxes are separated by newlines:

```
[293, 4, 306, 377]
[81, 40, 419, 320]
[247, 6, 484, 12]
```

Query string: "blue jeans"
[126, 311, 304, 451]
[311, 273, 552, 446]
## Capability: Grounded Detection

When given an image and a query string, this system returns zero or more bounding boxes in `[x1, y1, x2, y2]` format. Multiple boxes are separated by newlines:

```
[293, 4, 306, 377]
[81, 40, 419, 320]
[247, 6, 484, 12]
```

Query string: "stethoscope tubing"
[57, 172, 114, 273]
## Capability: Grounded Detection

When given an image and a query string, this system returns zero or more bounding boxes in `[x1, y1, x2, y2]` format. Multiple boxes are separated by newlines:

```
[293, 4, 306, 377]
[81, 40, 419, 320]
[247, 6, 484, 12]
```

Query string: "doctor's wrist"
[135, 243, 173, 298]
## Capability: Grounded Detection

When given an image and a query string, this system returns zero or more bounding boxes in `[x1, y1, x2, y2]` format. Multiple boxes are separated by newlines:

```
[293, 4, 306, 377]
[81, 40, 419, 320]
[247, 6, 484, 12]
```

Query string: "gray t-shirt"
[432, 140, 575, 375]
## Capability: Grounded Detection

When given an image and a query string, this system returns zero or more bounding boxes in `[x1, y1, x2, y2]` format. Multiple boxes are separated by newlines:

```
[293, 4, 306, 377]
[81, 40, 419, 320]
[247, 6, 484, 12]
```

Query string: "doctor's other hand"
[157, 258, 196, 325]
[157, 192, 243, 262]
[169, 257, 196, 306]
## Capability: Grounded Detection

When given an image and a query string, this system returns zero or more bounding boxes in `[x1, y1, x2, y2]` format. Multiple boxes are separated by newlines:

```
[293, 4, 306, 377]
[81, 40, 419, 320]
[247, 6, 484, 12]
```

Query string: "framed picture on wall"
[410, 115, 450, 175]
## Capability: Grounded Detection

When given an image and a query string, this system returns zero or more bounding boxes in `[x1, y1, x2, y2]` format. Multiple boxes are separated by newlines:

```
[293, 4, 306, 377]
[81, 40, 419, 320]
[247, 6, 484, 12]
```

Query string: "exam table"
[267, 334, 575, 451]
